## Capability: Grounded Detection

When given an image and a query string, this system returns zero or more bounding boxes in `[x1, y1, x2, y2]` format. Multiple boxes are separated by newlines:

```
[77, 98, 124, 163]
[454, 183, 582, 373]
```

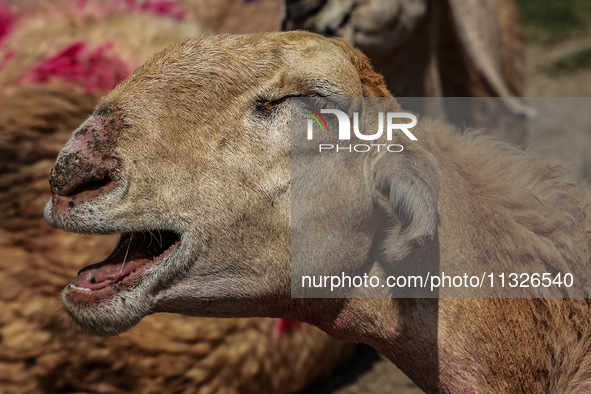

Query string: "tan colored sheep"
[44, 31, 591, 392]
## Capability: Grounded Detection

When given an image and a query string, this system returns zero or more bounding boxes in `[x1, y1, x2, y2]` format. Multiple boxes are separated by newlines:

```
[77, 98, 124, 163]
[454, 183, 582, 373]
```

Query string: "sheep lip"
[65, 230, 181, 302]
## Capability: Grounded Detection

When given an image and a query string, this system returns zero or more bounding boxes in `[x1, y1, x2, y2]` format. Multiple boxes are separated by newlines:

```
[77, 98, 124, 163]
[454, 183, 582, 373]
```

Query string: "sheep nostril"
[54, 172, 113, 198]
[68, 174, 112, 197]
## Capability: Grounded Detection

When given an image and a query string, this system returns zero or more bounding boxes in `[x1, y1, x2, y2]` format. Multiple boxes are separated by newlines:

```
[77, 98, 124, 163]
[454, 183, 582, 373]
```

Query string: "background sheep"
[0, 2, 354, 393]
[282, 0, 530, 145]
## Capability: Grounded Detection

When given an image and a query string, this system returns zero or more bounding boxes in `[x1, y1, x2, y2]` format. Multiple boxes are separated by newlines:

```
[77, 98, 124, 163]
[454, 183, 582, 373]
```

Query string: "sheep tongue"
[74, 258, 151, 290]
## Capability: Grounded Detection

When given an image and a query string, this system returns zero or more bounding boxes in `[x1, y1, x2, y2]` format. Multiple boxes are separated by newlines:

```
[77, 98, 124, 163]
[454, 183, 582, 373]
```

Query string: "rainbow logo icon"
[304, 107, 328, 132]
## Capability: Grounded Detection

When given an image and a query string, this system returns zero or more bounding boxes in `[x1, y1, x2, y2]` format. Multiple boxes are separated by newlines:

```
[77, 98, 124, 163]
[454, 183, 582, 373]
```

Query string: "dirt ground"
[300, 36, 591, 394]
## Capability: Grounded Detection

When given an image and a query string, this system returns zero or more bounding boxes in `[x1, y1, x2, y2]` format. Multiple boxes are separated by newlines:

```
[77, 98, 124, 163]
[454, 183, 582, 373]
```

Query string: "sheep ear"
[373, 150, 440, 262]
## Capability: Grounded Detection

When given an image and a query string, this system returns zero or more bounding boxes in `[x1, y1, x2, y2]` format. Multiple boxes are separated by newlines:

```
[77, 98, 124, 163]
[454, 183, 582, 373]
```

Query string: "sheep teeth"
[69, 284, 92, 292]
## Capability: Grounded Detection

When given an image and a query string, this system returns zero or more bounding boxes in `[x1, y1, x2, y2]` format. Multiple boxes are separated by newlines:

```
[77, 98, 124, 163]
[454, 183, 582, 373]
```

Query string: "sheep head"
[44, 31, 438, 336]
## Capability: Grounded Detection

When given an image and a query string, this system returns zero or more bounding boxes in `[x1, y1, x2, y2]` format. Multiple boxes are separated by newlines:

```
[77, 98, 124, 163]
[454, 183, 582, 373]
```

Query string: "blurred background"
[518, 0, 591, 180]
[0, 0, 590, 393]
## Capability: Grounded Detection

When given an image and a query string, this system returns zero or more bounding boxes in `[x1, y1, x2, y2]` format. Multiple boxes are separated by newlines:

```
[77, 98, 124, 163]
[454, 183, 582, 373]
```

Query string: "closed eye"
[254, 95, 296, 116]
[253, 88, 345, 117]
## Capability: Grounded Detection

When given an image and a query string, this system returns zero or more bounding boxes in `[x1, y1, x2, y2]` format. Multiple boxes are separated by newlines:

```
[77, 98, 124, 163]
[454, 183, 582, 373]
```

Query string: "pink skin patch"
[276, 319, 302, 337]
[23, 41, 133, 93]
[0, 4, 17, 47]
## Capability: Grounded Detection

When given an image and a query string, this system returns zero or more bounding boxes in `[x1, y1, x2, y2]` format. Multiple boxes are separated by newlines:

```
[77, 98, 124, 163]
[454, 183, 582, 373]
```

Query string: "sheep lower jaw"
[64, 230, 181, 304]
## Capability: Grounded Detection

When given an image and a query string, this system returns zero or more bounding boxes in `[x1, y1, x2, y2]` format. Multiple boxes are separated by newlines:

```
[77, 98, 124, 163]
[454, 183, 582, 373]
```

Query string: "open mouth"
[67, 230, 181, 300]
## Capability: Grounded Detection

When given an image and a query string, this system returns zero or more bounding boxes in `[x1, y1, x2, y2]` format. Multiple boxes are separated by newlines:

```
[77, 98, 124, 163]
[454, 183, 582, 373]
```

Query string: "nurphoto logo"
[304, 107, 418, 153]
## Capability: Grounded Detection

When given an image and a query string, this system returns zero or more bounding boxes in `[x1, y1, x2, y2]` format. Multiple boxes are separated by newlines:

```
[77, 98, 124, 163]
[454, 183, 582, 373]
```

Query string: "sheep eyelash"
[254, 98, 285, 117]
[253, 94, 305, 116]
[254, 92, 346, 120]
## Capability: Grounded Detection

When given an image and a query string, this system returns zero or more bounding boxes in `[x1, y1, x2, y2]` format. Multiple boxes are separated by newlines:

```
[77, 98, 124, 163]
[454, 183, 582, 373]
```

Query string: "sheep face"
[43, 32, 371, 335]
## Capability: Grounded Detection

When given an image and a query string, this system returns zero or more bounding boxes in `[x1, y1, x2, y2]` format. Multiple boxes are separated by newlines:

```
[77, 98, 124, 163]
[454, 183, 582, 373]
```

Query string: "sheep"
[282, 0, 530, 145]
[0, 4, 354, 393]
[178, 0, 282, 33]
[44, 30, 591, 392]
